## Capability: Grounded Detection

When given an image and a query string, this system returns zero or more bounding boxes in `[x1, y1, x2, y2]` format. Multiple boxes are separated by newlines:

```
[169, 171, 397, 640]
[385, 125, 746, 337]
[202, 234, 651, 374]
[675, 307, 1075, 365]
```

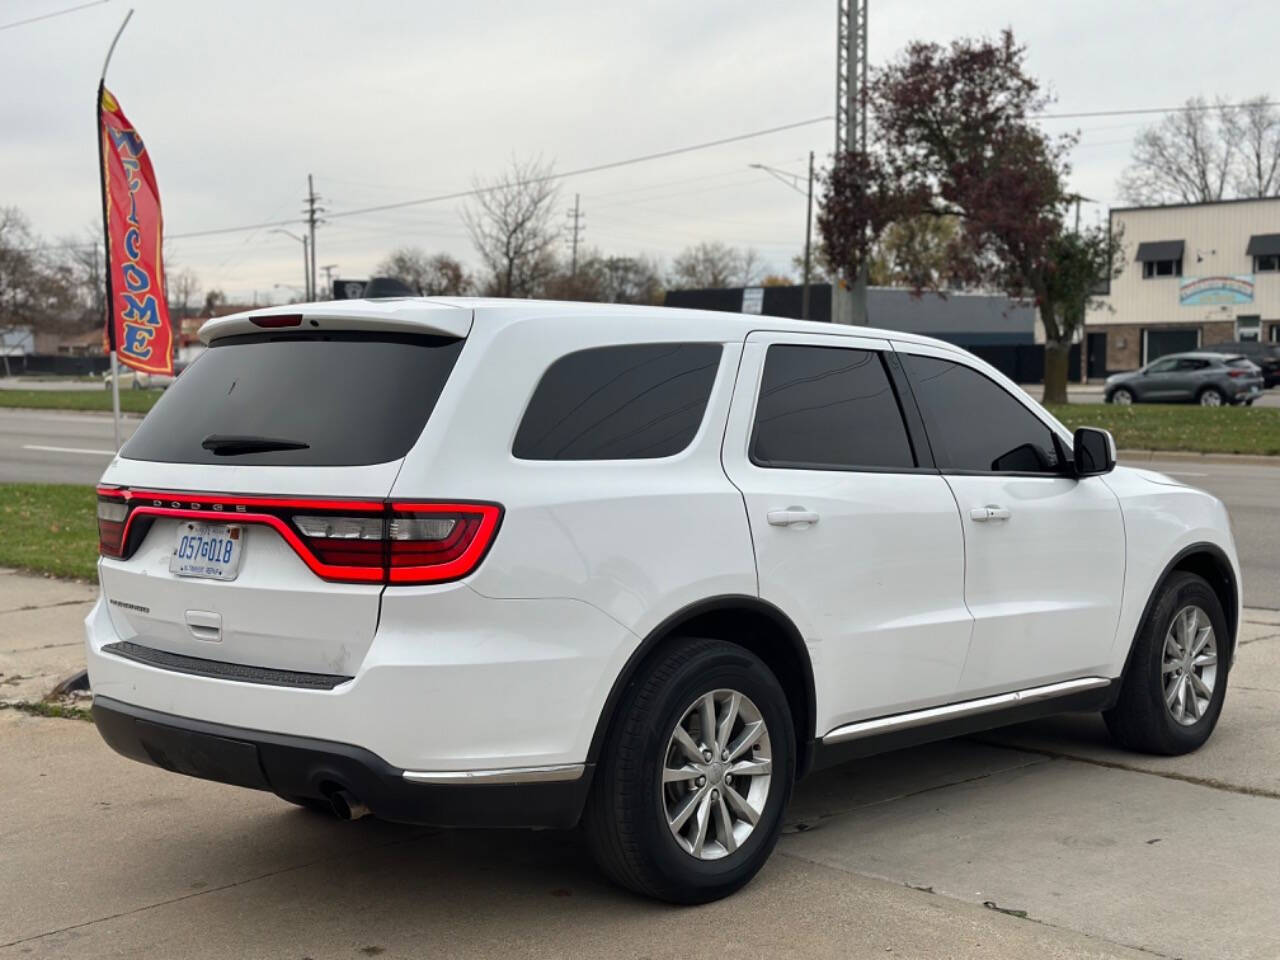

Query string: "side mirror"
[1073, 427, 1116, 477]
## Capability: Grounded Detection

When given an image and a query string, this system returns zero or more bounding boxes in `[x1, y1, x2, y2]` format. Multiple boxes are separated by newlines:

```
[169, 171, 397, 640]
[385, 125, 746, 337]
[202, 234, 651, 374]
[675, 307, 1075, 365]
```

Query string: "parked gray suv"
[1105, 352, 1265, 406]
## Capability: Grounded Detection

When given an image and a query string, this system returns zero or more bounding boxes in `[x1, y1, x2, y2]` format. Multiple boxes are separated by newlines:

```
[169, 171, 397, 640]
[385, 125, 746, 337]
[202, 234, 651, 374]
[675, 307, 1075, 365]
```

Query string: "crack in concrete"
[0, 641, 81, 655]
[1239, 631, 1280, 646]
[775, 848, 1179, 960]
[977, 740, 1280, 800]
[0, 598, 95, 616]
[0, 828, 440, 950]
[781, 755, 1052, 833]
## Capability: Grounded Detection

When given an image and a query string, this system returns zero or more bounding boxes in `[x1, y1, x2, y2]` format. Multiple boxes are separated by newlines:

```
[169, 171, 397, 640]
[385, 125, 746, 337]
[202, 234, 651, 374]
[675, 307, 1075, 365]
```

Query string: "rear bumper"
[92, 695, 593, 828]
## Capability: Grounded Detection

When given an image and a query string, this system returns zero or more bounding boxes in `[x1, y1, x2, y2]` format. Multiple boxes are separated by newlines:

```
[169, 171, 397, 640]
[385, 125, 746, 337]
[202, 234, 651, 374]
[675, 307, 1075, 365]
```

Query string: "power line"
[323, 116, 833, 221]
[1034, 99, 1280, 121]
[0, 0, 110, 33]
[159, 116, 830, 242]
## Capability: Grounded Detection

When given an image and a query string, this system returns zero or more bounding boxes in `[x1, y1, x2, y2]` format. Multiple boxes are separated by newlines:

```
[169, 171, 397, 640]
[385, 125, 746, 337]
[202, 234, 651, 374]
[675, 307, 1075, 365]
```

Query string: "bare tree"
[376, 247, 473, 295]
[668, 242, 751, 289]
[1118, 97, 1240, 204]
[1232, 96, 1280, 197]
[169, 268, 200, 320]
[0, 207, 79, 374]
[463, 157, 561, 297]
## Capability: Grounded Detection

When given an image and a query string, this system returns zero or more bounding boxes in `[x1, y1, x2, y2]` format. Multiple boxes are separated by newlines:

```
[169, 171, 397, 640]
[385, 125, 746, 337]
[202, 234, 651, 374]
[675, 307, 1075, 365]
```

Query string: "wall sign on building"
[1178, 275, 1254, 306]
[741, 287, 764, 314]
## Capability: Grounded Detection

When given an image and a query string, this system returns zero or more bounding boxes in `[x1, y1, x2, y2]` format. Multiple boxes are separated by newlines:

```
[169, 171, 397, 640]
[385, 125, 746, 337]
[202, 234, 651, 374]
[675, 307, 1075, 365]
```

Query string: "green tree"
[818, 30, 1123, 403]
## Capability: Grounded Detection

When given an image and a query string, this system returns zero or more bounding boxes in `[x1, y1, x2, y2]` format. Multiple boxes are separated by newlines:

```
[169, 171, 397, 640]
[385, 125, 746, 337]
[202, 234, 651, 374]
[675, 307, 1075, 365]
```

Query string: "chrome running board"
[821, 677, 1111, 746]
[402, 763, 585, 785]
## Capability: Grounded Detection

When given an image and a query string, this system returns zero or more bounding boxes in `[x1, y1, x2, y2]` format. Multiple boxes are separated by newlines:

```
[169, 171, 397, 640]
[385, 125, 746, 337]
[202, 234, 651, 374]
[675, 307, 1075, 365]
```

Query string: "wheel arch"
[1125, 542, 1240, 676]
[587, 595, 818, 779]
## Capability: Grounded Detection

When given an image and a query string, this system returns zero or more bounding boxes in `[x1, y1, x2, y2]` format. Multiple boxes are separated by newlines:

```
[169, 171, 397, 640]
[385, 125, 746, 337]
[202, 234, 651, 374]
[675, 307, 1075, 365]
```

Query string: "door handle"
[767, 507, 820, 527]
[969, 505, 1011, 523]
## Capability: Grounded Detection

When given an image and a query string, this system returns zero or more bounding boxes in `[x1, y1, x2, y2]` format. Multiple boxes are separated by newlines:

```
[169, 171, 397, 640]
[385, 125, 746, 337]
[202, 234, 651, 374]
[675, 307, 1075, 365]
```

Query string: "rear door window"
[122, 333, 464, 466]
[513, 343, 722, 460]
[750, 344, 916, 470]
[902, 353, 1061, 474]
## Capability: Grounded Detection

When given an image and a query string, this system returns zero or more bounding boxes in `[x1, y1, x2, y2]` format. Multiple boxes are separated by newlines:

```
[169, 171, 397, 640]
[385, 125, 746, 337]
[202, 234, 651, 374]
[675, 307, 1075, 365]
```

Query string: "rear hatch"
[97, 305, 475, 679]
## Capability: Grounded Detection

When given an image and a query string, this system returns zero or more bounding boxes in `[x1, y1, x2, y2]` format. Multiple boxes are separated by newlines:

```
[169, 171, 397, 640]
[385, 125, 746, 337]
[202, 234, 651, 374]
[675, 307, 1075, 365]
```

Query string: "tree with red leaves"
[818, 30, 1123, 404]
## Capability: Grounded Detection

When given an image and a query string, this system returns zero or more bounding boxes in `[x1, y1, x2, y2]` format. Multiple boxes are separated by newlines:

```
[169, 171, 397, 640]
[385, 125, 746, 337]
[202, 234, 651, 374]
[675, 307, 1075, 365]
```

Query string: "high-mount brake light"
[250, 314, 303, 328]
[94, 488, 502, 585]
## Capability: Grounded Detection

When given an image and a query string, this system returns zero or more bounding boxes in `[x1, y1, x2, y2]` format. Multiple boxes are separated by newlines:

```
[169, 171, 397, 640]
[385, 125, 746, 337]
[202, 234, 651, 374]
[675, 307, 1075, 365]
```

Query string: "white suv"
[88, 298, 1240, 903]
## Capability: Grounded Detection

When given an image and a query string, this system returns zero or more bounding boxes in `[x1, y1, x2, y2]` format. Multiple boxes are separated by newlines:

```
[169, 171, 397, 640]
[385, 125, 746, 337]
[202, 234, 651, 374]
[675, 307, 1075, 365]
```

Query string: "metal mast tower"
[835, 0, 869, 324]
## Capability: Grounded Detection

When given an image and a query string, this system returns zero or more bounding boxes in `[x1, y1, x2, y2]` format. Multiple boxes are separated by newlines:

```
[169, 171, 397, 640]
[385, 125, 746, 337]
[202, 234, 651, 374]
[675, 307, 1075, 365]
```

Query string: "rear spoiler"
[198, 299, 473, 343]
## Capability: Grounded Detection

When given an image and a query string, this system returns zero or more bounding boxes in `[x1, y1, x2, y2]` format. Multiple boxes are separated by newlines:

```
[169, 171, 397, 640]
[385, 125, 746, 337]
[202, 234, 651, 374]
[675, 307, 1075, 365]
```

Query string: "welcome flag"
[99, 86, 173, 375]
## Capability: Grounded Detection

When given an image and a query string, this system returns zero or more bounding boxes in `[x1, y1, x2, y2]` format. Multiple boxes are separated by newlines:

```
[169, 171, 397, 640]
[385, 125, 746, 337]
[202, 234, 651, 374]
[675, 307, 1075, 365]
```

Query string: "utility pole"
[566, 193, 584, 277]
[320, 263, 338, 298]
[304, 174, 324, 302]
[802, 151, 815, 321]
[835, 0, 869, 325]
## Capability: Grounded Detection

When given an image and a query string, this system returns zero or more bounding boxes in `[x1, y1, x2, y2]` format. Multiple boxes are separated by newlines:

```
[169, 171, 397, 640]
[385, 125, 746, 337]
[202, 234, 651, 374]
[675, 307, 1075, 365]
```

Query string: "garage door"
[1144, 328, 1199, 363]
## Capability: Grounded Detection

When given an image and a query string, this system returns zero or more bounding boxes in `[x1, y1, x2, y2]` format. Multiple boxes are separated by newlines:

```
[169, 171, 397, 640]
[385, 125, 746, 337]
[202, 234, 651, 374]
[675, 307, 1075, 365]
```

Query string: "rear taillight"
[1228, 369, 1249, 378]
[94, 488, 502, 585]
[388, 504, 502, 583]
[97, 491, 128, 558]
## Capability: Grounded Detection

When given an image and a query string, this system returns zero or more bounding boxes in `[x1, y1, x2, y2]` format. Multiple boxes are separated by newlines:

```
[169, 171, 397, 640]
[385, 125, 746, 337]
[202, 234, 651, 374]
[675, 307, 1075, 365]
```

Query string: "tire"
[584, 638, 795, 904]
[1104, 572, 1229, 755]
[1197, 387, 1226, 407]
[1108, 387, 1135, 405]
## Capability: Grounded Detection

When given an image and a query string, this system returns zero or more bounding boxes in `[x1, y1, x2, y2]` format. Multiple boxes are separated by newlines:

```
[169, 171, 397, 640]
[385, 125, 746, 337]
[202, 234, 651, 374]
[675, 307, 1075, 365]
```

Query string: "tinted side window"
[513, 343, 721, 460]
[750, 345, 916, 470]
[902, 354, 1060, 474]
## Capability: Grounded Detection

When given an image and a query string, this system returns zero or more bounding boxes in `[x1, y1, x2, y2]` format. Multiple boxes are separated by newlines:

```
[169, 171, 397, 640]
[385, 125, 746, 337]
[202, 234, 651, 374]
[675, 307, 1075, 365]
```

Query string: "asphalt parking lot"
[3, 572, 1279, 959]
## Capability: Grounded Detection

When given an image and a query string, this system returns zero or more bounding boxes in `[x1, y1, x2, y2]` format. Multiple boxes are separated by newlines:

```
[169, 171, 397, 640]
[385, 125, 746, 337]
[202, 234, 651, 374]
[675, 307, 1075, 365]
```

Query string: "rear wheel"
[585, 638, 794, 903]
[1109, 387, 1135, 405]
[1198, 387, 1225, 407]
[1104, 572, 1229, 755]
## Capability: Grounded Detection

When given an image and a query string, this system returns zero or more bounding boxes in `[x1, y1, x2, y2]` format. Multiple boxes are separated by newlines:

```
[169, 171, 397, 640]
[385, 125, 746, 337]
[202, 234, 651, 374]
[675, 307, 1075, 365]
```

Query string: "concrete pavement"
[3, 564, 1280, 958]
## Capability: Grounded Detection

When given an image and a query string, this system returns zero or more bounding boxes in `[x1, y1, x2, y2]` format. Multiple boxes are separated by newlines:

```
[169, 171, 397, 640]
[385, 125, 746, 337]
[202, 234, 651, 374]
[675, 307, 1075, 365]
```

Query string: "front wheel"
[1104, 572, 1229, 755]
[584, 638, 794, 903]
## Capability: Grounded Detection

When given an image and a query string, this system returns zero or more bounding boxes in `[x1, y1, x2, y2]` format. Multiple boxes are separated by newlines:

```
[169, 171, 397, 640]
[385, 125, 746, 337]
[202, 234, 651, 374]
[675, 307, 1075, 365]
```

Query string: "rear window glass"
[513, 343, 722, 460]
[121, 333, 464, 466]
[1225, 357, 1255, 369]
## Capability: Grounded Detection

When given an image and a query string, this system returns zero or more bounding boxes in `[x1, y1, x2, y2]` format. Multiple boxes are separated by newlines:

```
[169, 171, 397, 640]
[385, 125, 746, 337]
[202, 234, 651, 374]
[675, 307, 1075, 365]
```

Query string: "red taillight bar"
[96, 488, 502, 585]
[249, 314, 303, 328]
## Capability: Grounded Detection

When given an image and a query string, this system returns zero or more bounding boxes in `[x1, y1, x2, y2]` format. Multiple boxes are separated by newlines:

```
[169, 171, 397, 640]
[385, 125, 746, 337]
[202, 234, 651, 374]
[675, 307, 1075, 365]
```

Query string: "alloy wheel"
[661, 689, 772, 860]
[1111, 389, 1133, 405]
[1199, 390, 1223, 407]
[1162, 604, 1218, 726]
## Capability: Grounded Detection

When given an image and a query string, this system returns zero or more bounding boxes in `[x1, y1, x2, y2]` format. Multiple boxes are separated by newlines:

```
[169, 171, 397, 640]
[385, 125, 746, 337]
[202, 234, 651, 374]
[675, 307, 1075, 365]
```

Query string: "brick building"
[1085, 196, 1280, 375]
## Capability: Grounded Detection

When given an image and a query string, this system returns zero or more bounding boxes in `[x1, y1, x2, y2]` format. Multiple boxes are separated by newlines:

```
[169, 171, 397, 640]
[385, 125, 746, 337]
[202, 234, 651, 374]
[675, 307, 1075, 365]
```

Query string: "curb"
[0, 406, 144, 420]
[1118, 449, 1280, 467]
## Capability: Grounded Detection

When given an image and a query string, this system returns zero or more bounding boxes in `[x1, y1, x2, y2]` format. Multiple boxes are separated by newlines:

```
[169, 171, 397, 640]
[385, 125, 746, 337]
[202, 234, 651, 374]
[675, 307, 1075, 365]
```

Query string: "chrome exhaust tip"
[329, 789, 371, 821]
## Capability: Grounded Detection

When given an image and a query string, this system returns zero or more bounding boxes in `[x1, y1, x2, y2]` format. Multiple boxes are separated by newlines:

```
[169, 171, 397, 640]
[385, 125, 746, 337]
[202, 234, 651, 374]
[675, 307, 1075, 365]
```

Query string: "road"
[3, 406, 1274, 605]
[0, 409, 138, 485]
[4, 573, 1280, 958]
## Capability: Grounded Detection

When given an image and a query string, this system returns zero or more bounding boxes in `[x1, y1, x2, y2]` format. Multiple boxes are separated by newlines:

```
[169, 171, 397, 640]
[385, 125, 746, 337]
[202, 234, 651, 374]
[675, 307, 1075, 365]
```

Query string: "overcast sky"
[3, 0, 1273, 304]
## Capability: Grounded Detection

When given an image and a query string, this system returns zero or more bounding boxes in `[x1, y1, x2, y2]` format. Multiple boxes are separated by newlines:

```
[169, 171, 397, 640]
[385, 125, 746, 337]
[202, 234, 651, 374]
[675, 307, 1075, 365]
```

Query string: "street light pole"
[270, 229, 311, 300]
[802, 151, 815, 320]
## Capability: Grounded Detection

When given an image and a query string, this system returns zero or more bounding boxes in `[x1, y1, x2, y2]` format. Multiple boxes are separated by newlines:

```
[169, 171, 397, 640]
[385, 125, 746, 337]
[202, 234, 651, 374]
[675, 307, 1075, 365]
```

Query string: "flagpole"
[98, 8, 133, 452]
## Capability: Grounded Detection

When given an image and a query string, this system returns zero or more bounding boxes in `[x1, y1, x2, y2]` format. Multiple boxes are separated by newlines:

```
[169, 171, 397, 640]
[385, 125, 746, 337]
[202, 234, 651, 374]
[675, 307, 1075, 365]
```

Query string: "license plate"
[170, 522, 244, 581]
